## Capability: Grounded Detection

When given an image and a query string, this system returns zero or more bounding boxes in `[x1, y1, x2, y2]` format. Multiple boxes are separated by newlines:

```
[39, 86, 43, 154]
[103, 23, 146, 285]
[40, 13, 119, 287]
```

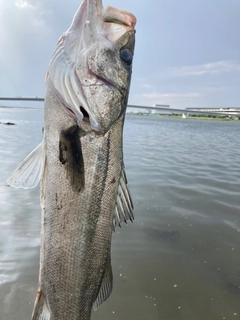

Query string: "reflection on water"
[1, 110, 240, 319]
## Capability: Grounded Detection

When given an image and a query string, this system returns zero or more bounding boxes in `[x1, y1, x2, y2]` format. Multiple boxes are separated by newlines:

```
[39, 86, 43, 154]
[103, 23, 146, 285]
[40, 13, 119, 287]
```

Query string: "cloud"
[165, 60, 240, 77]
[198, 86, 228, 92]
[15, 0, 35, 8]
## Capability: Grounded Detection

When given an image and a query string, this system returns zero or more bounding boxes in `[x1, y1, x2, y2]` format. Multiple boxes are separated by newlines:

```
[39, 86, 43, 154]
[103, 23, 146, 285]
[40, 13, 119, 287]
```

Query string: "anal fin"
[31, 290, 50, 320]
[93, 257, 113, 311]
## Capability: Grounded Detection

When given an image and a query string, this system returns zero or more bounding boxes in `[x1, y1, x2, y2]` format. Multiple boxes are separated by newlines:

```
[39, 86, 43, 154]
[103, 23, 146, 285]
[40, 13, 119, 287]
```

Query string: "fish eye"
[120, 48, 133, 66]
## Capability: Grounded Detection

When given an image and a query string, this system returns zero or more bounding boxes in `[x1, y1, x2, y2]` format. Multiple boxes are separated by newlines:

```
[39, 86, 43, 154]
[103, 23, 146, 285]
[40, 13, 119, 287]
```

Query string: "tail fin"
[31, 290, 50, 320]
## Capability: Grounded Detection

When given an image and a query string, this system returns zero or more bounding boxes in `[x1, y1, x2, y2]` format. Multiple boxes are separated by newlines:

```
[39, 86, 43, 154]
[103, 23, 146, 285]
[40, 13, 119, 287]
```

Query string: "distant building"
[151, 104, 170, 114]
[186, 107, 240, 115]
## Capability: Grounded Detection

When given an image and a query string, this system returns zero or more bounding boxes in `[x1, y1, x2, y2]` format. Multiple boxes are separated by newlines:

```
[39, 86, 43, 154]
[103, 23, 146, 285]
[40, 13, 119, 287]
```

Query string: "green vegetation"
[189, 114, 227, 119]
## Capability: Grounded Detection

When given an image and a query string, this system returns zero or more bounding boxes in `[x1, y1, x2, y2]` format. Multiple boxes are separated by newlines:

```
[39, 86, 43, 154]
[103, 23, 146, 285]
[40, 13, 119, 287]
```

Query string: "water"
[1, 109, 240, 320]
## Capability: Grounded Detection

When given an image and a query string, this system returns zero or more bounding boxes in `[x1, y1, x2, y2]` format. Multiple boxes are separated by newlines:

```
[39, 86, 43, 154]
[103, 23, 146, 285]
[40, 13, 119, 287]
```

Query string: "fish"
[6, 0, 136, 319]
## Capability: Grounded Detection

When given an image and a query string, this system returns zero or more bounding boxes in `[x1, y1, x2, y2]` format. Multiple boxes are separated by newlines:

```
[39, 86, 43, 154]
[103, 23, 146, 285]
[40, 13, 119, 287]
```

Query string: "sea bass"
[6, 0, 136, 319]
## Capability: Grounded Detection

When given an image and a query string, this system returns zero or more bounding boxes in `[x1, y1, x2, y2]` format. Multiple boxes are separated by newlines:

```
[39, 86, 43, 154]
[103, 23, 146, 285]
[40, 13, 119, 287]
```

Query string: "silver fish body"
[6, 0, 136, 319]
[38, 86, 126, 319]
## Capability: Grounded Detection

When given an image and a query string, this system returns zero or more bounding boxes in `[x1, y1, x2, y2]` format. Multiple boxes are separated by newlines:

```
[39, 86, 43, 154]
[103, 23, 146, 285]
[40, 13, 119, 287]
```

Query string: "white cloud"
[15, 0, 35, 9]
[198, 86, 228, 92]
[165, 60, 240, 77]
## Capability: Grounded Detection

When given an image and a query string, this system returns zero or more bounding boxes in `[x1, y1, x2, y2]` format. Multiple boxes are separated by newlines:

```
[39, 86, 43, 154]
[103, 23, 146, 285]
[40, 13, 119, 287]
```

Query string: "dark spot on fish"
[59, 125, 85, 192]
[59, 145, 68, 164]
[55, 193, 63, 211]
[110, 178, 116, 184]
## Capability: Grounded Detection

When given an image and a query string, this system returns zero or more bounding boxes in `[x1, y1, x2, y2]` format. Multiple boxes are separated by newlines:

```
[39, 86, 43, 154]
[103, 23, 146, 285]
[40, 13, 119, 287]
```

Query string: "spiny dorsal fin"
[6, 141, 45, 189]
[93, 257, 113, 311]
[113, 167, 134, 230]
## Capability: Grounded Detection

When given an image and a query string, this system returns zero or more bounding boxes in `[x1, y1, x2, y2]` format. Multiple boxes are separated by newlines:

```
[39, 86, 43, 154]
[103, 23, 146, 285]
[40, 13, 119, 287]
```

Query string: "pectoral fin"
[59, 125, 84, 192]
[6, 141, 45, 189]
[93, 257, 113, 311]
[113, 167, 134, 229]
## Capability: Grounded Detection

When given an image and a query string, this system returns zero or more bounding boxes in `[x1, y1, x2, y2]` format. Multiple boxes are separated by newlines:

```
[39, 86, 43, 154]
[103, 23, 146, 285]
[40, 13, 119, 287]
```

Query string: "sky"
[0, 0, 239, 109]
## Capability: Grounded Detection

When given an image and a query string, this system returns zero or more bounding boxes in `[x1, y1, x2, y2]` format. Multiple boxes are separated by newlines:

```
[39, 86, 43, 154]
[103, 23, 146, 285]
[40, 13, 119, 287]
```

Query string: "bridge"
[0, 97, 44, 102]
[127, 105, 240, 117]
[0, 97, 239, 118]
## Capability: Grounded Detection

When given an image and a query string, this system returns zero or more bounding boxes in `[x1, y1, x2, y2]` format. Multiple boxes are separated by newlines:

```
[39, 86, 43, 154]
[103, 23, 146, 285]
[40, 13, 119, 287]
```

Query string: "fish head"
[47, 0, 136, 134]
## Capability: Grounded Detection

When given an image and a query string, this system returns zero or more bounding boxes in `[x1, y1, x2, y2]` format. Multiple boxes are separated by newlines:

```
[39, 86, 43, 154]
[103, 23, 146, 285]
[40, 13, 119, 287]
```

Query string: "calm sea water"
[0, 108, 240, 320]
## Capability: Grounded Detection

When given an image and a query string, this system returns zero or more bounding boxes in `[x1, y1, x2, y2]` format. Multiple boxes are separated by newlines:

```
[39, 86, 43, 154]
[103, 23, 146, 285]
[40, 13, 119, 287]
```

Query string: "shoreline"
[1, 106, 239, 121]
[126, 114, 240, 121]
